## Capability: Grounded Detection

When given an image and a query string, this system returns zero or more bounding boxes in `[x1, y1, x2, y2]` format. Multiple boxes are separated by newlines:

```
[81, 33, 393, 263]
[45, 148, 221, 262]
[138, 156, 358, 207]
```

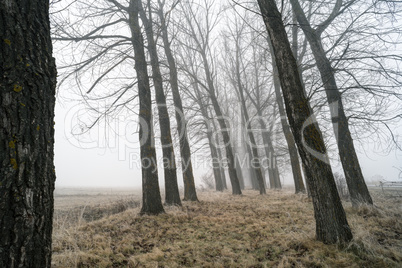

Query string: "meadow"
[52, 187, 401, 267]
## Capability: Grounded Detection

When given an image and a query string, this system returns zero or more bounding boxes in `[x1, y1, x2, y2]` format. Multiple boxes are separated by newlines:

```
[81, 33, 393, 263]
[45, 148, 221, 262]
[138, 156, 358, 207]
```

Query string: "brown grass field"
[52, 187, 401, 267]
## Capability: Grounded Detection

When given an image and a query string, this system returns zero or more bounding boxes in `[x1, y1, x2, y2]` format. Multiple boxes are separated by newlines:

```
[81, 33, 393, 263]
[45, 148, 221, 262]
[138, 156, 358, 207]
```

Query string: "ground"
[52, 188, 401, 267]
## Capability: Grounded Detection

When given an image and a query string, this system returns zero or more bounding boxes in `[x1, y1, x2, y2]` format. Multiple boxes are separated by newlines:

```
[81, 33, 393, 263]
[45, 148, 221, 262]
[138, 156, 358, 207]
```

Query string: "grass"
[52, 188, 401, 267]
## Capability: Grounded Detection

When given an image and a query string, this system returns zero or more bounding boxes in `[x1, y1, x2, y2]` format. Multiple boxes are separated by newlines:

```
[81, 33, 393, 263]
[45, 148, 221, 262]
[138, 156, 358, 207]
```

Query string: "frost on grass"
[52, 189, 401, 267]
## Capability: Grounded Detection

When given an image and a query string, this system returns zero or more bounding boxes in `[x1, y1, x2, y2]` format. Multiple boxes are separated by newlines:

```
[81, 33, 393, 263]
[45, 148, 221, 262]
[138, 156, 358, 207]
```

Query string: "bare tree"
[129, 0, 164, 215]
[289, 0, 373, 207]
[177, 0, 242, 195]
[1, 1, 57, 266]
[157, 0, 198, 201]
[257, 0, 353, 244]
[270, 41, 306, 193]
[221, 19, 267, 193]
[139, 0, 182, 205]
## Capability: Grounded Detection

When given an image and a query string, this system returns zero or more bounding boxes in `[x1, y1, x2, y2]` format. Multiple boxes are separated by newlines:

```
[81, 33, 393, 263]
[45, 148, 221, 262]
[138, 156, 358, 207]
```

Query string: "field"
[52, 187, 401, 267]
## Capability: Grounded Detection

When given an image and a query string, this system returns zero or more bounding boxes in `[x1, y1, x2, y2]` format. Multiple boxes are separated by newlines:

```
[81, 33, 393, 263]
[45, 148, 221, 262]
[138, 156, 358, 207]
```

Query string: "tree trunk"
[237, 85, 266, 194]
[290, 0, 372, 207]
[244, 137, 259, 190]
[257, 0, 353, 244]
[214, 130, 228, 189]
[233, 145, 245, 190]
[139, 4, 181, 206]
[270, 56, 305, 193]
[240, 111, 258, 190]
[206, 127, 224, 191]
[209, 92, 242, 195]
[0, 1, 57, 266]
[129, 0, 164, 215]
[257, 114, 282, 189]
[157, 3, 198, 201]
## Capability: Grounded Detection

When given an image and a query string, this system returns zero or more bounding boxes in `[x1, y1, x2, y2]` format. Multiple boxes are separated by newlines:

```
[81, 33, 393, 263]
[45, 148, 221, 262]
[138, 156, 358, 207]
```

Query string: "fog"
[54, 100, 401, 189]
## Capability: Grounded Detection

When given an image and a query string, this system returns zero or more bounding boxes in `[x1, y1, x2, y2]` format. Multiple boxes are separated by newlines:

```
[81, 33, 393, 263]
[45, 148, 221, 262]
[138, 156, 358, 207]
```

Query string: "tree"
[0, 1, 57, 266]
[129, 0, 164, 215]
[53, 0, 199, 203]
[157, 0, 198, 201]
[177, 0, 242, 195]
[139, 1, 182, 205]
[289, 0, 373, 207]
[220, 11, 285, 190]
[269, 41, 306, 193]
[193, 81, 224, 191]
[257, 0, 353, 244]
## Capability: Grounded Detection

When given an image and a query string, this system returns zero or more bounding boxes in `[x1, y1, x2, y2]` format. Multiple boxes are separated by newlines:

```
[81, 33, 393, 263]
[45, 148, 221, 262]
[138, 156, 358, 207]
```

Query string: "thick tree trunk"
[270, 59, 305, 193]
[139, 5, 181, 206]
[129, 0, 164, 215]
[257, 0, 353, 244]
[157, 4, 198, 201]
[0, 1, 57, 266]
[290, 0, 372, 207]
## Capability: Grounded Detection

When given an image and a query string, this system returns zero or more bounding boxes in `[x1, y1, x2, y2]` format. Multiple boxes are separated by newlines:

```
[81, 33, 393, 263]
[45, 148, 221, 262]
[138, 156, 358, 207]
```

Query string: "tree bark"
[289, 0, 372, 207]
[270, 56, 305, 193]
[139, 3, 181, 206]
[257, 0, 353, 244]
[129, 0, 164, 215]
[157, 3, 198, 201]
[0, 1, 57, 266]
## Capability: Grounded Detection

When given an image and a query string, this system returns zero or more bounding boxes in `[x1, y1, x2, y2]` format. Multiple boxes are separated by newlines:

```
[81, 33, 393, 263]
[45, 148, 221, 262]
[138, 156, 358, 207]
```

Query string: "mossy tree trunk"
[128, 0, 164, 215]
[289, 0, 372, 207]
[257, 0, 353, 244]
[0, 1, 57, 266]
[269, 55, 305, 193]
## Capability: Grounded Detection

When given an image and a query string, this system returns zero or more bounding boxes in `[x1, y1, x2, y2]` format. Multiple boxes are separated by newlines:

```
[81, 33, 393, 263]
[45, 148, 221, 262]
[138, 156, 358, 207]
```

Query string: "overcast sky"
[54, 99, 402, 189]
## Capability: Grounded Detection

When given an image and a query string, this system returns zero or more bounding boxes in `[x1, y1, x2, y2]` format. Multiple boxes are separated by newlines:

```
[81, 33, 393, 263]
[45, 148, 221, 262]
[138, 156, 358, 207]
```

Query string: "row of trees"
[1, 0, 401, 266]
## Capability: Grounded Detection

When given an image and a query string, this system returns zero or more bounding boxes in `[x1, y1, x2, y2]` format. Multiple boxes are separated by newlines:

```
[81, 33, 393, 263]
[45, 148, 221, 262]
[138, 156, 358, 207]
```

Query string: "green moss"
[13, 84, 23, 93]
[10, 158, 18, 170]
[8, 141, 15, 149]
[4, 39, 11, 45]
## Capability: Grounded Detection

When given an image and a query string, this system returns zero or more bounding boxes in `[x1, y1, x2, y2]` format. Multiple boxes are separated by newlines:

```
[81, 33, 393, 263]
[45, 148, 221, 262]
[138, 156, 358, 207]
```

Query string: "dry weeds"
[52, 189, 401, 267]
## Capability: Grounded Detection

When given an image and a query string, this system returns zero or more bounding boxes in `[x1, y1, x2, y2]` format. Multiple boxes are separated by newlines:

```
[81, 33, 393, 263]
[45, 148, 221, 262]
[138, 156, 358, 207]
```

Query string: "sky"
[54, 99, 402, 189]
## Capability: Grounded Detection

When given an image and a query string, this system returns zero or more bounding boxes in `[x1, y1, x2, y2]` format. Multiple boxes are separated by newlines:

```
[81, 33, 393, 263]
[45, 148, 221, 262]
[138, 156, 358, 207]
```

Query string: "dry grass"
[52, 189, 401, 267]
